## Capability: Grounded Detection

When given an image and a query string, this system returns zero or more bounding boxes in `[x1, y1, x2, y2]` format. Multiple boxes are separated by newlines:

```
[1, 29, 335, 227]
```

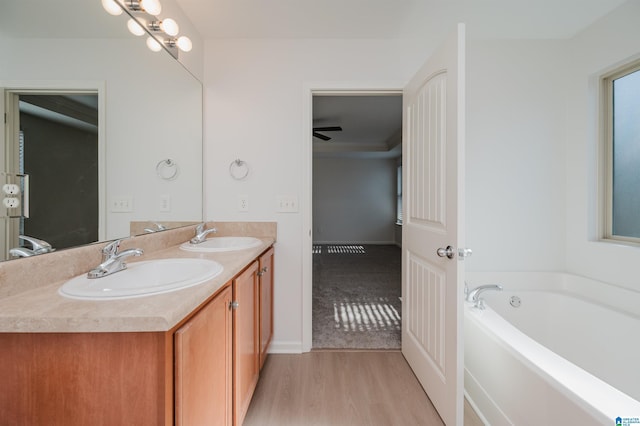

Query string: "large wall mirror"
[0, 0, 203, 261]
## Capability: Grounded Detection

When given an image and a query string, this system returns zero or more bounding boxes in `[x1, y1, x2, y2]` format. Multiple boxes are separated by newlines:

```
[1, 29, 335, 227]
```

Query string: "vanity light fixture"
[168, 36, 193, 53]
[102, 0, 193, 59]
[123, 0, 161, 15]
[149, 18, 179, 37]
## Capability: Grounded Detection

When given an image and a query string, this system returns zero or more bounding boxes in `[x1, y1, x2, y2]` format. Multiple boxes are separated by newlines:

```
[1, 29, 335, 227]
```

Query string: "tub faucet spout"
[466, 284, 503, 310]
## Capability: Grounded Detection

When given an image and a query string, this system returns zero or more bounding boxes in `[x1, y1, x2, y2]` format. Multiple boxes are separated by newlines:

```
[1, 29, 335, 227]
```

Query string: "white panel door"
[401, 24, 466, 426]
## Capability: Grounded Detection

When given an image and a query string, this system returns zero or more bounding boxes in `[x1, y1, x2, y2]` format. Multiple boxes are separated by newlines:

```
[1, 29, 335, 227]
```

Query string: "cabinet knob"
[230, 301, 239, 310]
[257, 266, 268, 277]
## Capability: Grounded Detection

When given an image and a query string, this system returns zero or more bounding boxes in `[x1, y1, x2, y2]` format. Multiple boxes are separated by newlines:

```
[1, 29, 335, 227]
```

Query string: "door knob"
[436, 246, 454, 259]
[458, 248, 473, 259]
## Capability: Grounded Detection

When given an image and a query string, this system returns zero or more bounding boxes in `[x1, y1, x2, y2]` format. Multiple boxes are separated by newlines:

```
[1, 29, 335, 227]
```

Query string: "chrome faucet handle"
[101, 239, 122, 259]
[195, 223, 206, 234]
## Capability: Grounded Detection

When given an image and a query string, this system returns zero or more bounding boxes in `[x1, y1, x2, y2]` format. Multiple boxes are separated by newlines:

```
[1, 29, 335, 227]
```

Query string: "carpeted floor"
[312, 244, 402, 350]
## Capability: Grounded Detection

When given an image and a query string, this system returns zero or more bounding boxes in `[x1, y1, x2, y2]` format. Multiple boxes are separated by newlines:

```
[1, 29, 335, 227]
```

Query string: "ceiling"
[173, 0, 627, 159]
[175, 0, 627, 40]
[313, 95, 402, 158]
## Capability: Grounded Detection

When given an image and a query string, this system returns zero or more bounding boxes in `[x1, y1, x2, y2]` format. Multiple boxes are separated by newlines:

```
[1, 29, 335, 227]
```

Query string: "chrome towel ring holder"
[229, 159, 249, 180]
[156, 159, 179, 181]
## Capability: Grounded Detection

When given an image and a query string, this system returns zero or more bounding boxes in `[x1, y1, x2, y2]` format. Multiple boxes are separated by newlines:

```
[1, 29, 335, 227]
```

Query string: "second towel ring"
[229, 159, 249, 180]
[156, 159, 179, 181]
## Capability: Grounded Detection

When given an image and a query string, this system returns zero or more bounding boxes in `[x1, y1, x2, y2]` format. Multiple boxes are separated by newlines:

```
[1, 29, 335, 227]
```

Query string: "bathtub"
[464, 272, 640, 425]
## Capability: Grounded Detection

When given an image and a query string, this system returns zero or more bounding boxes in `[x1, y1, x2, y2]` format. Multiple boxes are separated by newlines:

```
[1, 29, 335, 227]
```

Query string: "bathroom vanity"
[0, 223, 275, 426]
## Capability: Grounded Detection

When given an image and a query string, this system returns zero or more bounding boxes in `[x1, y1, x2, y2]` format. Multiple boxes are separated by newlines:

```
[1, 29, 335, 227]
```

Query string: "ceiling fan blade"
[313, 132, 331, 141]
[313, 126, 342, 132]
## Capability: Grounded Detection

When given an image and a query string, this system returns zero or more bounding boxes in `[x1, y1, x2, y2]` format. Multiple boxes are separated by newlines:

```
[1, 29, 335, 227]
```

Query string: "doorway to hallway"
[311, 93, 403, 350]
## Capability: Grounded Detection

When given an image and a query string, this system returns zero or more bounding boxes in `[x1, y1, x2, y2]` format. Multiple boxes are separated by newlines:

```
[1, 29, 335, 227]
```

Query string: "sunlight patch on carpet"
[334, 298, 401, 332]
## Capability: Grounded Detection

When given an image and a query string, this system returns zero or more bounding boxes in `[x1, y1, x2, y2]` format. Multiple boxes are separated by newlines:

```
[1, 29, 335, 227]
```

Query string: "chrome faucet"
[9, 247, 37, 258]
[87, 239, 143, 279]
[189, 223, 217, 244]
[466, 284, 503, 310]
[144, 222, 167, 233]
[9, 235, 55, 257]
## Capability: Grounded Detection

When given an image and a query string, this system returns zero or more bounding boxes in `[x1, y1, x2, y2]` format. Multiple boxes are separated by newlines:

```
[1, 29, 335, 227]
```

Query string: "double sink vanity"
[0, 222, 276, 425]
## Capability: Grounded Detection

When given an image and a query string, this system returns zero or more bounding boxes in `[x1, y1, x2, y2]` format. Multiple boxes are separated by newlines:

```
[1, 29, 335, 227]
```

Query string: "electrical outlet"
[277, 195, 298, 213]
[160, 194, 171, 212]
[111, 196, 133, 213]
[2, 184, 20, 195]
[3, 197, 20, 208]
[238, 195, 249, 212]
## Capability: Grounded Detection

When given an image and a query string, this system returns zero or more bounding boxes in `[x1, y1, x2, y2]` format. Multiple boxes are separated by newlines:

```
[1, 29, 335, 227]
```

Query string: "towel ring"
[229, 159, 249, 180]
[156, 159, 179, 181]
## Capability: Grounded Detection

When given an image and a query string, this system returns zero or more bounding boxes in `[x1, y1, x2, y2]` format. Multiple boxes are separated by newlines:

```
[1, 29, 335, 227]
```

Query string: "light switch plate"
[277, 195, 298, 213]
[111, 196, 133, 213]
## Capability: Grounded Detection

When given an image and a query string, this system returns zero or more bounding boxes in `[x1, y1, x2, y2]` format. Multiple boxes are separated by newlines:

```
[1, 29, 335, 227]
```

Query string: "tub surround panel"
[0, 222, 276, 333]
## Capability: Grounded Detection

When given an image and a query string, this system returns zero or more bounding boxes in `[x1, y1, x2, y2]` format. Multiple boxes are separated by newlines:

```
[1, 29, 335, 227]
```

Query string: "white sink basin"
[58, 258, 223, 300]
[180, 236, 262, 253]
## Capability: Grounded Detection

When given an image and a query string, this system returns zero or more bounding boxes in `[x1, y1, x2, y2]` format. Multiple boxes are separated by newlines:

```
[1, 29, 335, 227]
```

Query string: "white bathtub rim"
[466, 271, 640, 319]
[465, 302, 640, 421]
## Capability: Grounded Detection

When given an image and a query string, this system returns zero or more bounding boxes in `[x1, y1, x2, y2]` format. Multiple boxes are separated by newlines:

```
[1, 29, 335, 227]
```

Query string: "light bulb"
[127, 19, 145, 36]
[140, 0, 161, 15]
[101, 0, 123, 15]
[160, 18, 179, 36]
[176, 36, 192, 52]
[146, 37, 162, 52]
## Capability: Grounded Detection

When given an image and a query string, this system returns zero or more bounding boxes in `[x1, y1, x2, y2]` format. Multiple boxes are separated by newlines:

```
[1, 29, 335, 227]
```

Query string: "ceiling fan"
[312, 126, 342, 141]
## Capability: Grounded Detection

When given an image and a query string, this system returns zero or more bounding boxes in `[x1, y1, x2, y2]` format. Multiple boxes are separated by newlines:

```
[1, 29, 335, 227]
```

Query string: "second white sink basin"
[180, 236, 262, 253]
[59, 258, 223, 300]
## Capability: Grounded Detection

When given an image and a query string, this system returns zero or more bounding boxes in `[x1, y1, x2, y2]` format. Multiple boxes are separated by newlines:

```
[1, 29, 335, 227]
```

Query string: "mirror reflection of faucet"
[87, 239, 143, 279]
[9, 235, 55, 258]
[144, 223, 167, 233]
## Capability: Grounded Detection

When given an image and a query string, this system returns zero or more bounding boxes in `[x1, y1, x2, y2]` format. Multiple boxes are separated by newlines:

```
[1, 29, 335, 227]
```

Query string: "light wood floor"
[244, 351, 484, 426]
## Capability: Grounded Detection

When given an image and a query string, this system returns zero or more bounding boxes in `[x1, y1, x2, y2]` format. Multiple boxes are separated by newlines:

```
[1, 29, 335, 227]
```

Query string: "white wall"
[313, 156, 397, 244]
[564, 0, 640, 291]
[0, 37, 203, 240]
[203, 38, 427, 351]
[465, 39, 568, 272]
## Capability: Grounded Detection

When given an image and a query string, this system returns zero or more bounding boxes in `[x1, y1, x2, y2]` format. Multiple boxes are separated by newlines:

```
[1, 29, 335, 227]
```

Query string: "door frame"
[301, 81, 405, 352]
[1, 80, 106, 256]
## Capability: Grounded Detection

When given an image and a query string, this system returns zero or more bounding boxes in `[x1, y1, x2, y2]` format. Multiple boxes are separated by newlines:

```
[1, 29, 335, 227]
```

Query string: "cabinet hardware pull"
[230, 301, 239, 310]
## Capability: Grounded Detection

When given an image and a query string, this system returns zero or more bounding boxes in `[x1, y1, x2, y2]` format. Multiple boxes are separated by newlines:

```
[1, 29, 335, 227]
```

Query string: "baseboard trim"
[268, 340, 304, 354]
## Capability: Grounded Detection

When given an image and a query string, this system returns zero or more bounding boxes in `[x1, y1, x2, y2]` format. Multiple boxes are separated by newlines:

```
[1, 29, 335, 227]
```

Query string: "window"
[603, 60, 640, 241]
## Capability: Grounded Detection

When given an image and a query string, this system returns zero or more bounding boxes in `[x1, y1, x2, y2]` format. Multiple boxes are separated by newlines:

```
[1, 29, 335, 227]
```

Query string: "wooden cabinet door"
[258, 247, 274, 369]
[175, 284, 233, 426]
[232, 261, 259, 426]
